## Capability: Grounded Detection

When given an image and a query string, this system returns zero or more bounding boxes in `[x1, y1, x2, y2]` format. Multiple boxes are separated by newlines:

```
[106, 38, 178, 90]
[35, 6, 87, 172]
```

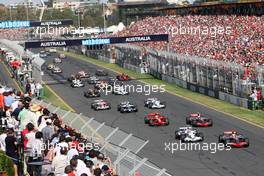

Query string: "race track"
[35, 49, 264, 176]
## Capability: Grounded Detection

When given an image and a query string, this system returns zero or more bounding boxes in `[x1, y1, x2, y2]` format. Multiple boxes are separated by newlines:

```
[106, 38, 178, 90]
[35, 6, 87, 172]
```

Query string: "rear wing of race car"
[179, 127, 193, 130]
[223, 131, 237, 135]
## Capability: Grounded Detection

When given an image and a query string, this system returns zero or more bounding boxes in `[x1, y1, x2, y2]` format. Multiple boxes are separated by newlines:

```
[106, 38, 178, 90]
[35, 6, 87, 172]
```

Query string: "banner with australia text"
[0, 19, 73, 29]
[24, 34, 169, 49]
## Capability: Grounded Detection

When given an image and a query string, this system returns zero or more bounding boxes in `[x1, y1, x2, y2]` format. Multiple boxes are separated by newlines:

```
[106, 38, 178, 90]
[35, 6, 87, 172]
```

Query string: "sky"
[0, 0, 45, 5]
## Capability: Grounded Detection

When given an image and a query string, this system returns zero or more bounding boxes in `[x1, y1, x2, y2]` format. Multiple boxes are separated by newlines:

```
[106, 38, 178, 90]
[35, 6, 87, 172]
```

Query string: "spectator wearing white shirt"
[54, 135, 69, 156]
[0, 129, 7, 151]
[52, 147, 68, 176]
[27, 131, 44, 176]
[67, 143, 79, 163]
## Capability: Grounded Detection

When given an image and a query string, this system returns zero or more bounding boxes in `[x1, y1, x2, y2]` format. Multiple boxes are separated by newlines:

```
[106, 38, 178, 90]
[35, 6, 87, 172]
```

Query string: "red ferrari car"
[144, 112, 169, 126]
[116, 73, 130, 81]
[219, 131, 249, 148]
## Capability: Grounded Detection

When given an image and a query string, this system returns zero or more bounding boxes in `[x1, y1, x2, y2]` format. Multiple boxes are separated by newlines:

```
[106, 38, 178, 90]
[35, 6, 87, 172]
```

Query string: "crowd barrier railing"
[32, 98, 173, 176]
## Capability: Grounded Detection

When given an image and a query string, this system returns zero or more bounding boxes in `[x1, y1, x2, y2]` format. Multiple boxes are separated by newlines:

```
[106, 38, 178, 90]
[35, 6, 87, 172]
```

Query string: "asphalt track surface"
[34, 49, 264, 176]
[0, 59, 20, 90]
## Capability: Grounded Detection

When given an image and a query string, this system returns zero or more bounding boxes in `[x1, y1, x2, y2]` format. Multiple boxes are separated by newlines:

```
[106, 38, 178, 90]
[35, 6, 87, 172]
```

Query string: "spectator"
[22, 122, 34, 150]
[35, 82, 43, 98]
[64, 165, 76, 176]
[18, 102, 38, 130]
[54, 135, 69, 156]
[27, 131, 44, 176]
[0, 128, 7, 151]
[67, 142, 79, 163]
[4, 91, 14, 110]
[52, 147, 68, 175]
[5, 128, 18, 176]
[0, 87, 4, 119]
[41, 119, 55, 144]
[38, 108, 51, 131]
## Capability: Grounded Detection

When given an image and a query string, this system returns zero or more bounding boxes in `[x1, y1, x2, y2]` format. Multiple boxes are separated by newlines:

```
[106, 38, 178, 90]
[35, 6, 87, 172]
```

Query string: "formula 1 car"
[117, 102, 138, 113]
[116, 73, 130, 81]
[71, 79, 84, 88]
[186, 113, 213, 127]
[112, 86, 129, 95]
[95, 69, 108, 76]
[175, 127, 204, 142]
[144, 112, 169, 126]
[68, 74, 80, 82]
[77, 70, 90, 78]
[218, 131, 249, 148]
[49, 48, 56, 53]
[59, 53, 66, 59]
[53, 58, 62, 63]
[39, 51, 47, 58]
[84, 89, 100, 98]
[47, 64, 55, 70]
[88, 76, 100, 84]
[94, 81, 111, 90]
[144, 98, 166, 109]
[52, 66, 62, 73]
[91, 99, 111, 110]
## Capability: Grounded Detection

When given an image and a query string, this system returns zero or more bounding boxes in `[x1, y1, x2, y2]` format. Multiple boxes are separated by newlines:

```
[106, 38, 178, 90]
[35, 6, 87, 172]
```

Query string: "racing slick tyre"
[180, 134, 187, 143]
[218, 135, 224, 143]
[245, 138, 250, 147]
[165, 119, 169, 126]
[208, 119, 213, 127]
[147, 103, 153, 109]
[175, 131, 180, 140]
[197, 132, 204, 141]
[144, 118, 149, 124]
[186, 117, 191, 124]
[148, 120, 155, 126]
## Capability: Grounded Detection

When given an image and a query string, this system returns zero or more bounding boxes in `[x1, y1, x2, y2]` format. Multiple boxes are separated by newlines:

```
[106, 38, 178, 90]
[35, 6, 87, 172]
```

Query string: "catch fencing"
[32, 98, 172, 176]
[84, 44, 264, 109]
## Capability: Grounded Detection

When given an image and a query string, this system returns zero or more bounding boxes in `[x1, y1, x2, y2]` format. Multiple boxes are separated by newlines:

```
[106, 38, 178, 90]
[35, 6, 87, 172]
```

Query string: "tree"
[82, 15, 95, 27]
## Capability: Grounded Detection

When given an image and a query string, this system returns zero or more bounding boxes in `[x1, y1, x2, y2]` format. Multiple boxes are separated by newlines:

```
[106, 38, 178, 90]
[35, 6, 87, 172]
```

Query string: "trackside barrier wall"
[219, 92, 248, 108]
[31, 99, 172, 176]
[83, 44, 264, 110]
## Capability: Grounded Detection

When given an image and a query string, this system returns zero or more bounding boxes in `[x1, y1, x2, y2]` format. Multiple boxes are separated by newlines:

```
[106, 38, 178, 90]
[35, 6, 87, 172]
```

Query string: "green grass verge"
[0, 151, 15, 176]
[43, 85, 72, 111]
[59, 51, 264, 127]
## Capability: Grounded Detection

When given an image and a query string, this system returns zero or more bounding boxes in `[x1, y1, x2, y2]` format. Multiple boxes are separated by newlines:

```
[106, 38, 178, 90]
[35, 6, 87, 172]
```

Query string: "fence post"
[91, 122, 105, 143]
[129, 158, 148, 176]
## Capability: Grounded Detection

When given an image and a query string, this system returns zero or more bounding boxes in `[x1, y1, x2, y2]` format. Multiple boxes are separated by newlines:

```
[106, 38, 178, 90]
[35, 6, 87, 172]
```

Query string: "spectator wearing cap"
[41, 118, 54, 144]
[52, 147, 68, 175]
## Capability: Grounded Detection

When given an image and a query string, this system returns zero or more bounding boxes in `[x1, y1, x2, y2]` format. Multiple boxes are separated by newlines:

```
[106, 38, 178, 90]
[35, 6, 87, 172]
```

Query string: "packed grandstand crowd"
[116, 15, 264, 66]
[1, 15, 263, 66]
[0, 29, 28, 41]
[0, 85, 117, 176]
